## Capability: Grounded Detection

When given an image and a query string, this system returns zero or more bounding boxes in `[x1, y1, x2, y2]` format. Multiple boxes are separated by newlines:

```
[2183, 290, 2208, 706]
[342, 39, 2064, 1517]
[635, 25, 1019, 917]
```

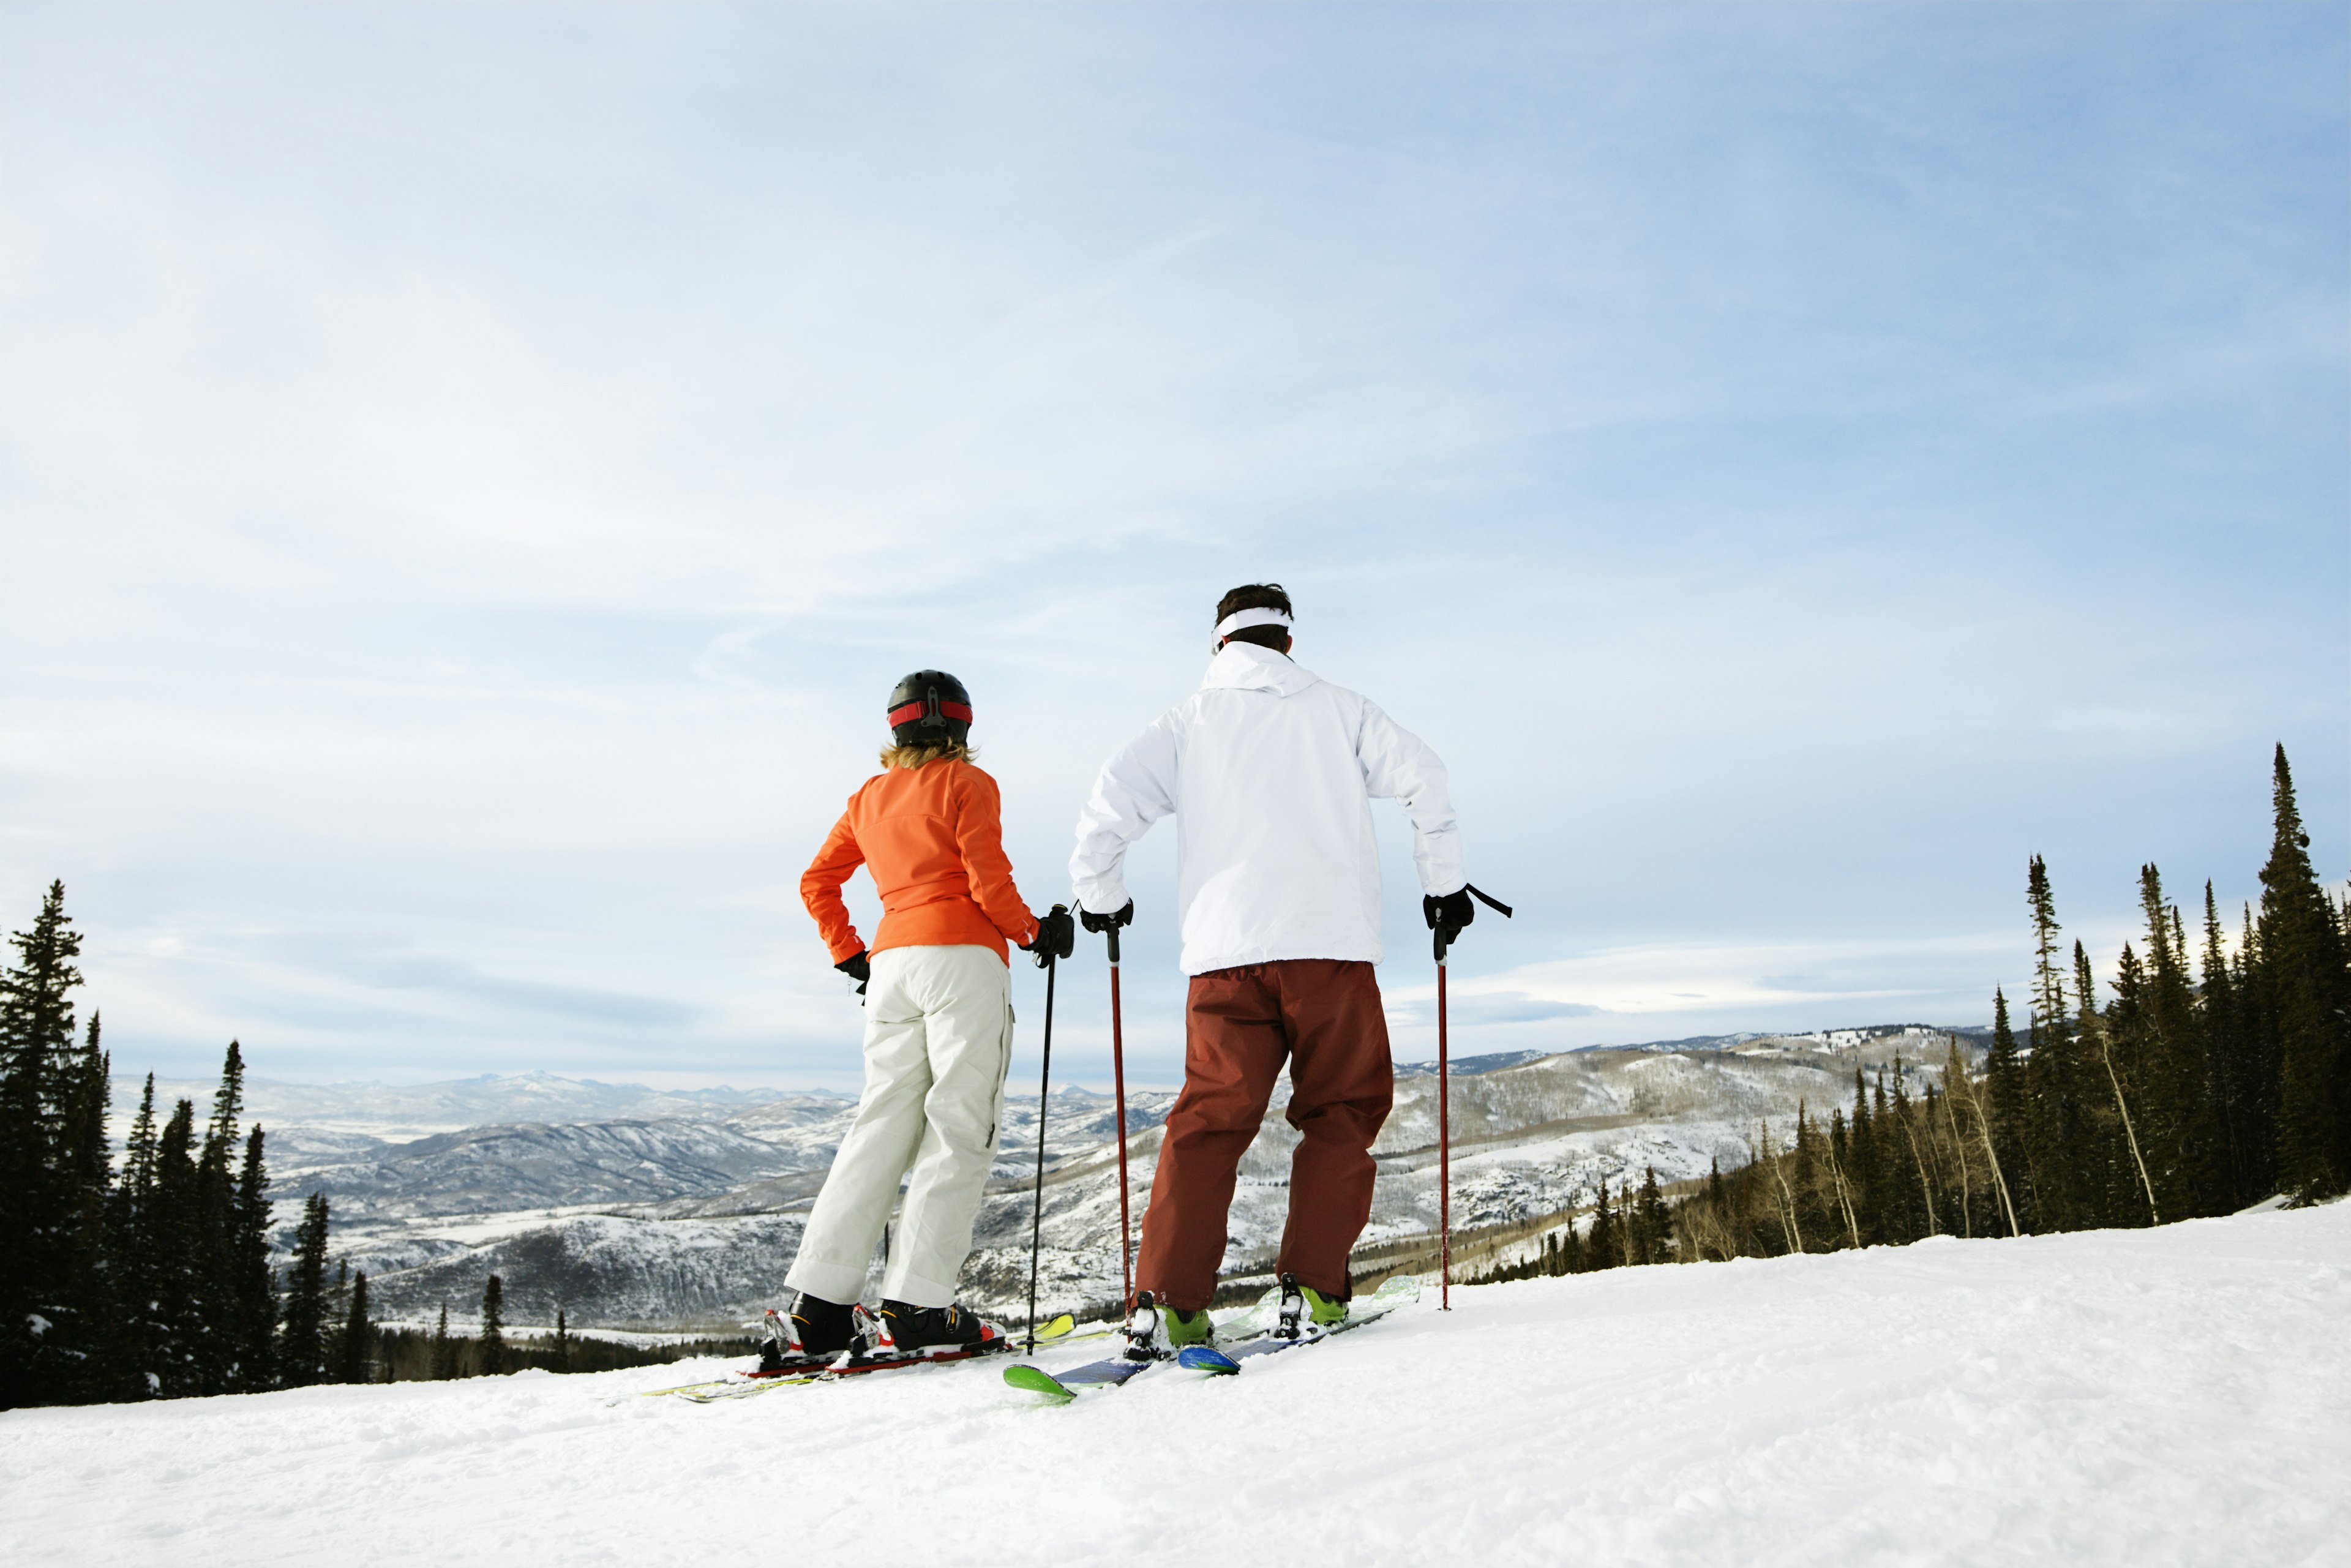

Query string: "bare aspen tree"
[1823, 1140, 1862, 1248]
[1941, 1045, 1974, 1238]
[2088, 1002, 2161, 1226]
[1955, 1060, 2021, 1236]
[1900, 1110, 1938, 1236]
[1762, 1120, 1805, 1254]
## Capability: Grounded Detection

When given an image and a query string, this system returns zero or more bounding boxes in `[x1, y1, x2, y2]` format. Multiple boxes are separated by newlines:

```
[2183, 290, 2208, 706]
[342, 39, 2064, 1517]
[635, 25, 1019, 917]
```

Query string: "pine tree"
[2023, 859, 2088, 1231]
[191, 1043, 247, 1394]
[2199, 883, 2258, 1206]
[336, 1272, 373, 1384]
[148, 1099, 203, 1396]
[231, 1126, 277, 1390]
[110, 1074, 163, 1395]
[2087, 941, 2158, 1227]
[430, 1304, 458, 1381]
[0, 881, 84, 1408]
[277, 1193, 332, 1387]
[2255, 746, 2350, 1199]
[553, 1307, 571, 1372]
[1586, 1179, 1619, 1270]
[479, 1275, 507, 1376]
[47, 1010, 119, 1401]
[1980, 989, 2025, 1234]
[1633, 1168, 1670, 1265]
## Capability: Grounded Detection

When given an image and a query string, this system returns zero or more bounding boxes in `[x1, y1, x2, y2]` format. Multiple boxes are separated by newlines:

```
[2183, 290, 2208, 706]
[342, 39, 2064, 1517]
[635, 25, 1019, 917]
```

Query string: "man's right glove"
[834, 950, 871, 996]
[1425, 883, 1515, 960]
[1079, 901, 1134, 935]
[1423, 889, 1475, 956]
[1024, 904, 1076, 968]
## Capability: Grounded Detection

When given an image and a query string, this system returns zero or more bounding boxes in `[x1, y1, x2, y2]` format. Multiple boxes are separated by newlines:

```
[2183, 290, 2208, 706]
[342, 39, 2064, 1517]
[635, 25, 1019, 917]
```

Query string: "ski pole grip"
[1106, 926, 1120, 965]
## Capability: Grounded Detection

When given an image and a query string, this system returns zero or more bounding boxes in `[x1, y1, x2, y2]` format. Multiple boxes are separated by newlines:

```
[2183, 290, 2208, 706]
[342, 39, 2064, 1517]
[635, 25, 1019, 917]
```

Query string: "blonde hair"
[879, 738, 977, 770]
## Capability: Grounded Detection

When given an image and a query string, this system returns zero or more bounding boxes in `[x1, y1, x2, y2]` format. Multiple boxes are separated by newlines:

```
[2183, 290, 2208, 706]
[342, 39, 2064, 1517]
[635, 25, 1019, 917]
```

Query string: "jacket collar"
[1201, 640, 1318, 697]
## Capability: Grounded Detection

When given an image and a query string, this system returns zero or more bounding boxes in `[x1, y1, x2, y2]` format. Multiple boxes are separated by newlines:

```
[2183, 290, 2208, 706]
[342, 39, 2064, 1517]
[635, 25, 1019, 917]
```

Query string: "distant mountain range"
[202, 1024, 1990, 1332]
[118, 1070, 815, 1144]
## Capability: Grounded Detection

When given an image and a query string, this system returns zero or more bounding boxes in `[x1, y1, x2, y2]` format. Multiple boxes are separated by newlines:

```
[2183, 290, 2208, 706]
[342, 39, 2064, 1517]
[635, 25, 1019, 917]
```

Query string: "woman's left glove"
[1023, 904, 1076, 967]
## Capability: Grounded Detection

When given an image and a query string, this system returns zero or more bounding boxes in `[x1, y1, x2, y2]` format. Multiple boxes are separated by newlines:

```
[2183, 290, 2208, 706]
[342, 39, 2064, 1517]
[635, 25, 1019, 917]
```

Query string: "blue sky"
[2, 3, 2344, 1094]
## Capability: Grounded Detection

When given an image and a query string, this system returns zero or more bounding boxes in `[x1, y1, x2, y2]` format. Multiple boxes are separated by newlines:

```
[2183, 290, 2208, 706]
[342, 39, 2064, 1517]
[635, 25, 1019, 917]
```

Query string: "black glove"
[835, 950, 871, 995]
[1425, 884, 1515, 959]
[1079, 901, 1134, 935]
[1023, 905, 1076, 967]
[1423, 888, 1475, 953]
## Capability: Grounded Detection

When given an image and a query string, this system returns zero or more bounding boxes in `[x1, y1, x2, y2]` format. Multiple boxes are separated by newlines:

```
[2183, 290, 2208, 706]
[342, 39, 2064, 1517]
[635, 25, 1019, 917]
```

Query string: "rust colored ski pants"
[1133, 958, 1393, 1311]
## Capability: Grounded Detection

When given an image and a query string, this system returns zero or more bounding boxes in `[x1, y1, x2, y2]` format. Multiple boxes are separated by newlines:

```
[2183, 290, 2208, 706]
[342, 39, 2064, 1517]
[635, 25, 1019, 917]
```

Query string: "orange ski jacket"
[801, 758, 1038, 966]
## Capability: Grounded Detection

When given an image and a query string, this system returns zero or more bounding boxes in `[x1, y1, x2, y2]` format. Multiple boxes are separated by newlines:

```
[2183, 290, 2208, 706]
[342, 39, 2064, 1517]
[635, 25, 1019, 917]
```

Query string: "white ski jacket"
[1070, 641, 1463, 975]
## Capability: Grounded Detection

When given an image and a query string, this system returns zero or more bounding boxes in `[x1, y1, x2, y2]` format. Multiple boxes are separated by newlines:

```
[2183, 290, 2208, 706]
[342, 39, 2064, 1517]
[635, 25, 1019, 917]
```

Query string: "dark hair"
[1214, 583, 1294, 651]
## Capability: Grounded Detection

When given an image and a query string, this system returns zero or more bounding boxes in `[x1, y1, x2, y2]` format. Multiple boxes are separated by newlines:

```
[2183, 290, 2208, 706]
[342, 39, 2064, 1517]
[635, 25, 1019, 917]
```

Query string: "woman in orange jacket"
[778, 670, 1073, 1360]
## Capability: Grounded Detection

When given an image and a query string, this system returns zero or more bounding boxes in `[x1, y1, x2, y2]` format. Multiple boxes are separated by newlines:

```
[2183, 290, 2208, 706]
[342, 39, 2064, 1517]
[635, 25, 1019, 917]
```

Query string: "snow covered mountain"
[282, 1027, 1979, 1330]
[121, 1071, 823, 1143]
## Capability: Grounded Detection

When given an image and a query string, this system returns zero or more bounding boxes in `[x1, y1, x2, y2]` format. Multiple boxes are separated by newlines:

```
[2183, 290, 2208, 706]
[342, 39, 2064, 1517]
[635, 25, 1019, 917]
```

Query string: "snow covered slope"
[4, 1203, 2342, 1567]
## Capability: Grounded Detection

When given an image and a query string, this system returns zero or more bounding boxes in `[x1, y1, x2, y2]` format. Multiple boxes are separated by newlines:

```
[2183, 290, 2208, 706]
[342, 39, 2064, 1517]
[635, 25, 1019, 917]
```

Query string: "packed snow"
[4, 1202, 2343, 1566]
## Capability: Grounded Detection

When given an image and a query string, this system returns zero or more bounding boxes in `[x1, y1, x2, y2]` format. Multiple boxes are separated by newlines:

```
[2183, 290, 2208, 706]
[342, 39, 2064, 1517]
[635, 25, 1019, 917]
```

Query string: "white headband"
[1215, 607, 1294, 638]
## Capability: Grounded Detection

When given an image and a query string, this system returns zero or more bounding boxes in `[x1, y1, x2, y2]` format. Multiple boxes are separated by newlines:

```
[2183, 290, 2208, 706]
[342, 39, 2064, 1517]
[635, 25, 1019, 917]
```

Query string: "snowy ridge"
[5, 1203, 2343, 1566]
[283, 1028, 1975, 1329]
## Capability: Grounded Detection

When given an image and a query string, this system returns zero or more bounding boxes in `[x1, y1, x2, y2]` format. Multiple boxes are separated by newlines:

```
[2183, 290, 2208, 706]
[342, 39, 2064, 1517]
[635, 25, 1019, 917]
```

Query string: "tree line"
[1480, 745, 2348, 1284]
[0, 882, 757, 1406]
[0, 882, 361, 1408]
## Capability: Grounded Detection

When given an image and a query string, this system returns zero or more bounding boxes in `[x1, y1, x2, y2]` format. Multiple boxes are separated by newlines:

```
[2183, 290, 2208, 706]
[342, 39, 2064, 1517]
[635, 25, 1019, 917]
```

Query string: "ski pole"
[1438, 932, 1451, 1312]
[1431, 885, 1512, 1315]
[1024, 944, 1058, 1355]
[1107, 921, 1134, 1316]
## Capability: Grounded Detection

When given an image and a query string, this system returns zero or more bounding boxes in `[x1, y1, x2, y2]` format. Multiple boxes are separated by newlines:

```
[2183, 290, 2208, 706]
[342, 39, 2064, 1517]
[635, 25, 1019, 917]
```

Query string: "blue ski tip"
[1176, 1345, 1240, 1375]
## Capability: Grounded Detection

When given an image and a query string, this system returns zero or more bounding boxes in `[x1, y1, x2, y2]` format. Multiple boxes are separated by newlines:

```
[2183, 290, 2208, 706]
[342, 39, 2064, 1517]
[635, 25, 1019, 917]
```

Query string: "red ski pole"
[1428, 884, 1505, 1316]
[1107, 923, 1134, 1315]
[1438, 943, 1451, 1311]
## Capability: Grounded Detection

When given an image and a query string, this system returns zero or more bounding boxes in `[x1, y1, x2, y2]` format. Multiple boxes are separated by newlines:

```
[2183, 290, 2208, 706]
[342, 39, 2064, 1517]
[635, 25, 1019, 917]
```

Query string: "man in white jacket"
[1071, 583, 1480, 1346]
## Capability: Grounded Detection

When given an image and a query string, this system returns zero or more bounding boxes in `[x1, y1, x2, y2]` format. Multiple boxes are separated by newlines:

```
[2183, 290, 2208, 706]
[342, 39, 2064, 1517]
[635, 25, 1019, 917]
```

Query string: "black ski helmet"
[887, 670, 972, 748]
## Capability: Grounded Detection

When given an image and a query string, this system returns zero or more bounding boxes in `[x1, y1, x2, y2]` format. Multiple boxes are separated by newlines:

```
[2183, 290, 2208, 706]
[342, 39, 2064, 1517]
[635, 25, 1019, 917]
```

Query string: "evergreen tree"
[2255, 746, 2350, 1198]
[2022, 859, 2088, 1231]
[336, 1272, 373, 1384]
[553, 1308, 571, 1372]
[1981, 990, 2026, 1234]
[148, 1099, 203, 1396]
[1889, 1065, 1934, 1240]
[110, 1074, 163, 1394]
[230, 1126, 277, 1390]
[430, 1304, 458, 1381]
[479, 1275, 507, 1376]
[0, 882, 84, 1408]
[57, 1011, 119, 1401]
[2135, 868, 2220, 1218]
[1586, 1179, 1619, 1270]
[2199, 883, 2259, 1206]
[2087, 942, 2156, 1227]
[190, 1043, 247, 1394]
[1633, 1168, 1670, 1265]
[277, 1193, 332, 1388]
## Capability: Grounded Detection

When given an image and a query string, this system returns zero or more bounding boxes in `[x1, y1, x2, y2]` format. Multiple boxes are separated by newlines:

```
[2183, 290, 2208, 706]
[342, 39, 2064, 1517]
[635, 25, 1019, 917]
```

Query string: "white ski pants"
[785, 943, 1013, 1309]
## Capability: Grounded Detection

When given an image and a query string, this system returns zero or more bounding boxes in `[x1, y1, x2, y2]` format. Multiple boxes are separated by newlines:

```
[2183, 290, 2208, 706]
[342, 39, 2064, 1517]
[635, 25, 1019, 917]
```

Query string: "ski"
[1002, 1356, 1161, 1403]
[1201, 1275, 1420, 1366]
[646, 1311, 1065, 1401]
[1003, 1279, 1417, 1402]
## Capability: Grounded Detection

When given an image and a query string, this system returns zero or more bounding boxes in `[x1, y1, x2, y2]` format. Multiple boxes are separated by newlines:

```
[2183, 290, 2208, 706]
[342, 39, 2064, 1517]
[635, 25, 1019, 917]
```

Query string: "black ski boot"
[876, 1299, 997, 1357]
[787, 1291, 861, 1358]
